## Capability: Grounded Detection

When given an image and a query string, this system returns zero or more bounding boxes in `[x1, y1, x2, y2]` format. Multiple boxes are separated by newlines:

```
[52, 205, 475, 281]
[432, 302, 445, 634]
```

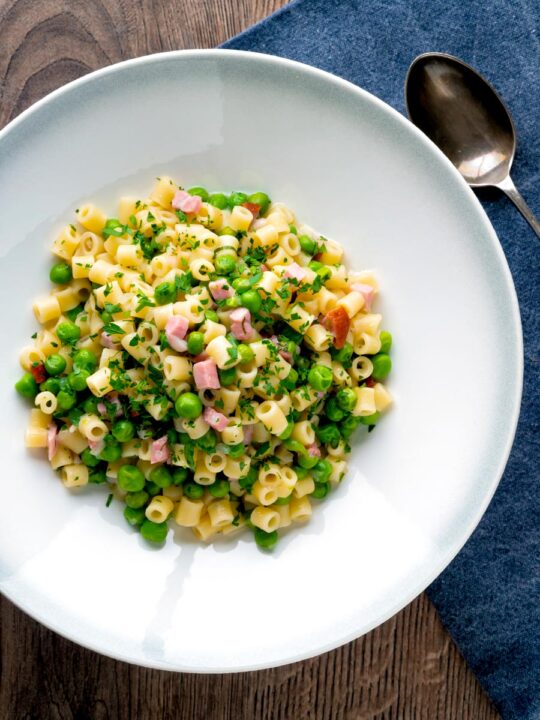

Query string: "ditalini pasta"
[15, 179, 393, 550]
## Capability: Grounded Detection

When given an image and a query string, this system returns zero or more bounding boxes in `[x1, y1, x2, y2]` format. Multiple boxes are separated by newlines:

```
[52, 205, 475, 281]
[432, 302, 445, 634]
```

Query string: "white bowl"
[0, 50, 522, 671]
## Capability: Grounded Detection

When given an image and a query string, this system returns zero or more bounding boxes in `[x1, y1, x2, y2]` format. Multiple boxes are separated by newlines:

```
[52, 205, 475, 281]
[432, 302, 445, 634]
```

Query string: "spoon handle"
[497, 176, 540, 239]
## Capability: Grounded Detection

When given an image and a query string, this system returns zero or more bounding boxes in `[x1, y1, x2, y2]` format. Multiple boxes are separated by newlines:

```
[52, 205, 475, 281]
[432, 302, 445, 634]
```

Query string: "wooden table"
[0, 1, 500, 717]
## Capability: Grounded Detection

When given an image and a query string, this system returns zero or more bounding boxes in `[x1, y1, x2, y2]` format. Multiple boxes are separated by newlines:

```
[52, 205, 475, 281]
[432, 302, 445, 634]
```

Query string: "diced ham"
[307, 443, 321, 458]
[100, 332, 119, 349]
[279, 350, 293, 363]
[47, 423, 58, 462]
[30, 364, 47, 384]
[98, 393, 122, 418]
[284, 262, 307, 282]
[172, 190, 202, 214]
[150, 436, 170, 464]
[322, 306, 351, 349]
[192, 351, 209, 363]
[193, 358, 220, 390]
[230, 307, 255, 341]
[203, 407, 229, 432]
[88, 437, 105, 456]
[351, 283, 375, 312]
[209, 278, 233, 301]
[166, 315, 189, 352]
[243, 424, 254, 445]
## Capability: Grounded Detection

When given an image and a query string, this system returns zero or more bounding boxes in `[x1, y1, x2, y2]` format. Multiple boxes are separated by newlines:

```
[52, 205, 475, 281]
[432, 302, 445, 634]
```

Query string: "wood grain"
[0, 1, 500, 718]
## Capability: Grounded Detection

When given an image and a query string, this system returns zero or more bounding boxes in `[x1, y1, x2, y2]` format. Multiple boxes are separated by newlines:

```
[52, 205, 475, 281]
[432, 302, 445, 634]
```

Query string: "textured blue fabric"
[222, 2, 540, 718]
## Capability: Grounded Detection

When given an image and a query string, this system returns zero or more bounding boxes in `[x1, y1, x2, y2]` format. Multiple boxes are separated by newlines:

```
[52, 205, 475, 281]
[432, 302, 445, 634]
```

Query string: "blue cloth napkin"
[222, 2, 540, 718]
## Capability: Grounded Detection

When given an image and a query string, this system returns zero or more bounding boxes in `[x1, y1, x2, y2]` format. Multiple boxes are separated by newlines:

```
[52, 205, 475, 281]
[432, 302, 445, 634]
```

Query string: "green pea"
[336, 388, 357, 412]
[297, 453, 319, 469]
[124, 506, 146, 527]
[89, 469, 107, 484]
[371, 353, 392, 381]
[209, 193, 229, 209]
[298, 235, 317, 255]
[187, 186, 209, 202]
[228, 191, 248, 207]
[172, 467, 189, 485]
[359, 412, 381, 426]
[311, 482, 330, 499]
[215, 254, 236, 275]
[15, 373, 38, 399]
[40, 377, 61, 394]
[339, 415, 362, 438]
[254, 527, 278, 550]
[232, 278, 251, 293]
[293, 465, 309, 480]
[112, 420, 135, 442]
[315, 423, 341, 448]
[175, 392, 203, 419]
[224, 296, 241, 309]
[99, 438, 122, 462]
[283, 439, 306, 455]
[209, 478, 230, 498]
[145, 481, 161, 497]
[239, 466, 257, 490]
[312, 459, 332, 483]
[149, 466, 172, 489]
[239, 289, 262, 313]
[219, 367, 237, 386]
[81, 448, 101, 468]
[278, 420, 294, 440]
[100, 311, 113, 325]
[140, 519, 168, 543]
[274, 495, 292, 505]
[205, 309, 219, 323]
[237, 343, 255, 365]
[308, 364, 333, 392]
[125, 490, 149, 509]
[44, 354, 67, 376]
[184, 482, 204, 500]
[325, 397, 346, 422]
[154, 280, 177, 305]
[247, 192, 271, 215]
[187, 332, 204, 356]
[219, 226, 237, 237]
[117, 465, 146, 492]
[227, 443, 244, 459]
[72, 349, 98, 372]
[379, 331, 392, 354]
[68, 369, 90, 392]
[57, 390, 77, 411]
[282, 368, 298, 391]
[49, 262, 72, 284]
[56, 321, 81, 344]
[308, 261, 331, 282]
[289, 225, 298, 235]
[83, 396, 100, 414]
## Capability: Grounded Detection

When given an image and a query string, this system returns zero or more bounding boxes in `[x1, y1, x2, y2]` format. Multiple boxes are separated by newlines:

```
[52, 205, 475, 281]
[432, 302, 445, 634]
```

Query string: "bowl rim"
[0, 48, 524, 672]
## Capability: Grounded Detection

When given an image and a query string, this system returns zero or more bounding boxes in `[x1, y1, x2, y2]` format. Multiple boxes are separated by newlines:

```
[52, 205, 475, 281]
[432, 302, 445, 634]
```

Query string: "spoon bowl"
[405, 52, 540, 237]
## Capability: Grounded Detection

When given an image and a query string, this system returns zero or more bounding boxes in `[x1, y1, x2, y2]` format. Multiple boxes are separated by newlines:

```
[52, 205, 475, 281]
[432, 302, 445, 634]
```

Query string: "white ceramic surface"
[0, 50, 522, 672]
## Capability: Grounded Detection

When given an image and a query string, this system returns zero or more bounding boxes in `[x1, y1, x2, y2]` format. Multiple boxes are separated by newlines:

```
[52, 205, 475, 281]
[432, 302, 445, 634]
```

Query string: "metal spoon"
[405, 52, 540, 238]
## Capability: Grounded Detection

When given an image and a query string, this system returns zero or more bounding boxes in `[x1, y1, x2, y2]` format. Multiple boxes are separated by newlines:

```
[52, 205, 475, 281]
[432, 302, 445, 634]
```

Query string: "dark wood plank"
[0, 1, 500, 718]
